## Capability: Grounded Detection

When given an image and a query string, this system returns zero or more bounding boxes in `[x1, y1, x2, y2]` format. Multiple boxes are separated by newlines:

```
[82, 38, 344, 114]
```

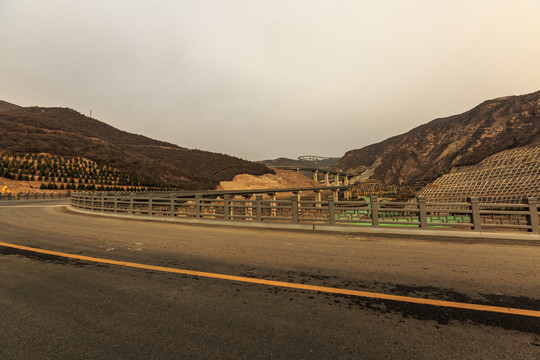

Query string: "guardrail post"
[468, 197, 481, 231]
[417, 197, 428, 228]
[194, 195, 201, 218]
[244, 195, 253, 220]
[525, 197, 539, 233]
[129, 195, 134, 214]
[148, 197, 153, 215]
[224, 195, 231, 220]
[370, 196, 379, 227]
[328, 194, 335, 225]
[170, 196, 175, 217]
[256, 195, 262, 222]
[291, 195, 299, 223]
[269, 193, 277, 217]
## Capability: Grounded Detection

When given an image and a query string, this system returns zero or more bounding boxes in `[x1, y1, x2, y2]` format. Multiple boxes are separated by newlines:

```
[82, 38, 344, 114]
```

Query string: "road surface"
[1, 199, 539, 359]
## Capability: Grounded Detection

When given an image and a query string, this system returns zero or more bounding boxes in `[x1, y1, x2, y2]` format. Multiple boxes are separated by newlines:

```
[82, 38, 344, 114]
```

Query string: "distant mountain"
[260, 157, 339, 169]
[332, 91, 540, 184]
[0, 103, 272, 189]
[0, 100, 22, 112]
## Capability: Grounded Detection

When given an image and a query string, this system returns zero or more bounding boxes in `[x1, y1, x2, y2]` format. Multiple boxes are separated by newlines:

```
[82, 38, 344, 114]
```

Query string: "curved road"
[1, 199, 539, 359]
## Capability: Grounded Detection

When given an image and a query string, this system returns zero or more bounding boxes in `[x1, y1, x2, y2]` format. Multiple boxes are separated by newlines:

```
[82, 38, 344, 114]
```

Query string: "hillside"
[416, 145, 540, 203]
[0, 104, 272, 189]
[1, 151, 142, 194]
[0, 100, 22, 112]
[332, 91, 540, 184]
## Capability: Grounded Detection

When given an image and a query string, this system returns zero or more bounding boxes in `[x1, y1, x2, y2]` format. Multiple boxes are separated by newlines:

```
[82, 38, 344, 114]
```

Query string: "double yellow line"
[1, 241, 538, 318]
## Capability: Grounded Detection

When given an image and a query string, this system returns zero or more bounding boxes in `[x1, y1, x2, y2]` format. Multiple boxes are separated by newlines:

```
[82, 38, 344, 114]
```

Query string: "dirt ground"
[217, 169, 327, 199]
[218, 169, 319, 190]
[0, 178, 66, 195]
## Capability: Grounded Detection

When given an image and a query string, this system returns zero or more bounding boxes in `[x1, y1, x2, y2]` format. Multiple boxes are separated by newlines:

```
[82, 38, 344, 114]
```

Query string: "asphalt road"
[0, 199, 539, 359]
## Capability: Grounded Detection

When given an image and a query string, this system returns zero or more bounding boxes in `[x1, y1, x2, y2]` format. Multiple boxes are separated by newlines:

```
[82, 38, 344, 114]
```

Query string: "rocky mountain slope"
[0, 102, 272, 189]
[332, 91, 540, 184]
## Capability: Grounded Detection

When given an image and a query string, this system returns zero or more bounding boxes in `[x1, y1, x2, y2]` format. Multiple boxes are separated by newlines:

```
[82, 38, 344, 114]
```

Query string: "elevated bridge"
[270, 166, 356, 187]
[102, 185, 354, 202]
[297, 155, 334, 162]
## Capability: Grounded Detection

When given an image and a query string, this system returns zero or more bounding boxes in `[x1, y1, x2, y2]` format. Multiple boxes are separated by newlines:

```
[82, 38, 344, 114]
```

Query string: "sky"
[1, 1, 539, 161]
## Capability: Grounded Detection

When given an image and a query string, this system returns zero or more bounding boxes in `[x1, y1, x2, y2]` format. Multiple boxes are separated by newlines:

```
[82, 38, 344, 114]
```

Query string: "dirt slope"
[218, 169, 320, 190]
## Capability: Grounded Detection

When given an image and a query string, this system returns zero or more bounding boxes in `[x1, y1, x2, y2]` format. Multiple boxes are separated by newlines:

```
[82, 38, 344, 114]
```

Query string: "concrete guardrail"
[70, 192, 539, 234]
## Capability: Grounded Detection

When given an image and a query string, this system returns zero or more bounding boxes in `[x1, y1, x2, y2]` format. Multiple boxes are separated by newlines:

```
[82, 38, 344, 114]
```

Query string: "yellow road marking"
[1, 240, 539, 318]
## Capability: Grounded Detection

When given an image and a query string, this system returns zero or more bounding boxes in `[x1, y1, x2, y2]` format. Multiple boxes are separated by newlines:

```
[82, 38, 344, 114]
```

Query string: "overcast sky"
[1, 1, 539, 161]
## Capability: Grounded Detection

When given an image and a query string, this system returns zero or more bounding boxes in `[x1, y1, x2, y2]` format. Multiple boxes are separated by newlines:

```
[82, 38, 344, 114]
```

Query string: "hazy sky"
[1, 1, 539, 161]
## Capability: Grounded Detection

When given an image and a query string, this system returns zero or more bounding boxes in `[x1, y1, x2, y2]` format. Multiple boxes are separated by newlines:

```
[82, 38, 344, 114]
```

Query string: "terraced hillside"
[0, 151, 148, 193]
[417, 145, 540, 203]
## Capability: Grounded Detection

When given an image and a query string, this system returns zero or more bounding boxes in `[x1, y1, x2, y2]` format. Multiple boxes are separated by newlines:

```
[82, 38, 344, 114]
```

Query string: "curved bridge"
[270, 166, 355, 186]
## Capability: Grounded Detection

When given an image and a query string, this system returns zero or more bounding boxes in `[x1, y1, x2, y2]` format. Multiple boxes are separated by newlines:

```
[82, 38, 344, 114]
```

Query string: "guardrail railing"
[70, 192, 540, 234]
[0, 192, 71, 200]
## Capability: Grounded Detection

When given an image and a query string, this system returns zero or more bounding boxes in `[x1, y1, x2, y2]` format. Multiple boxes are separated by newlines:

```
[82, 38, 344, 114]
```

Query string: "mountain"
[0, 100, 22, 112]
[332, 91, 540, 184]
[0, 103, 272, 189]
[259, 157, 339, 169]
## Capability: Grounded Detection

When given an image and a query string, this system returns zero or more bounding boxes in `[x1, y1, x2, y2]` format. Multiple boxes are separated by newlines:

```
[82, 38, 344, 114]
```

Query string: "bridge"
[1, 198, 538, 358]
[270, 166, 356, 186]
[297, 155, 334, 161]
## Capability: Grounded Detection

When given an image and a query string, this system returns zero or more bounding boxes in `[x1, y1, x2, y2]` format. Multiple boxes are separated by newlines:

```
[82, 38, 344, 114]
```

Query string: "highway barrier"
[0, 192, 71, 200]
[70, 192, 540, 234]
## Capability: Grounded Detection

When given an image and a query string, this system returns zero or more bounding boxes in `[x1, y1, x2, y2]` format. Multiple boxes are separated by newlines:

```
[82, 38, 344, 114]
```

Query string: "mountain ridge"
[331, 91, 540, 184]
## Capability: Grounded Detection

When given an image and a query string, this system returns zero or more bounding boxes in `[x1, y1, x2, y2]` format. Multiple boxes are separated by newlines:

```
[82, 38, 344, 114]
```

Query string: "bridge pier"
[325, 173, 329, 186]
[313, 170, 318, 182]
[314, 190, 322, 207]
